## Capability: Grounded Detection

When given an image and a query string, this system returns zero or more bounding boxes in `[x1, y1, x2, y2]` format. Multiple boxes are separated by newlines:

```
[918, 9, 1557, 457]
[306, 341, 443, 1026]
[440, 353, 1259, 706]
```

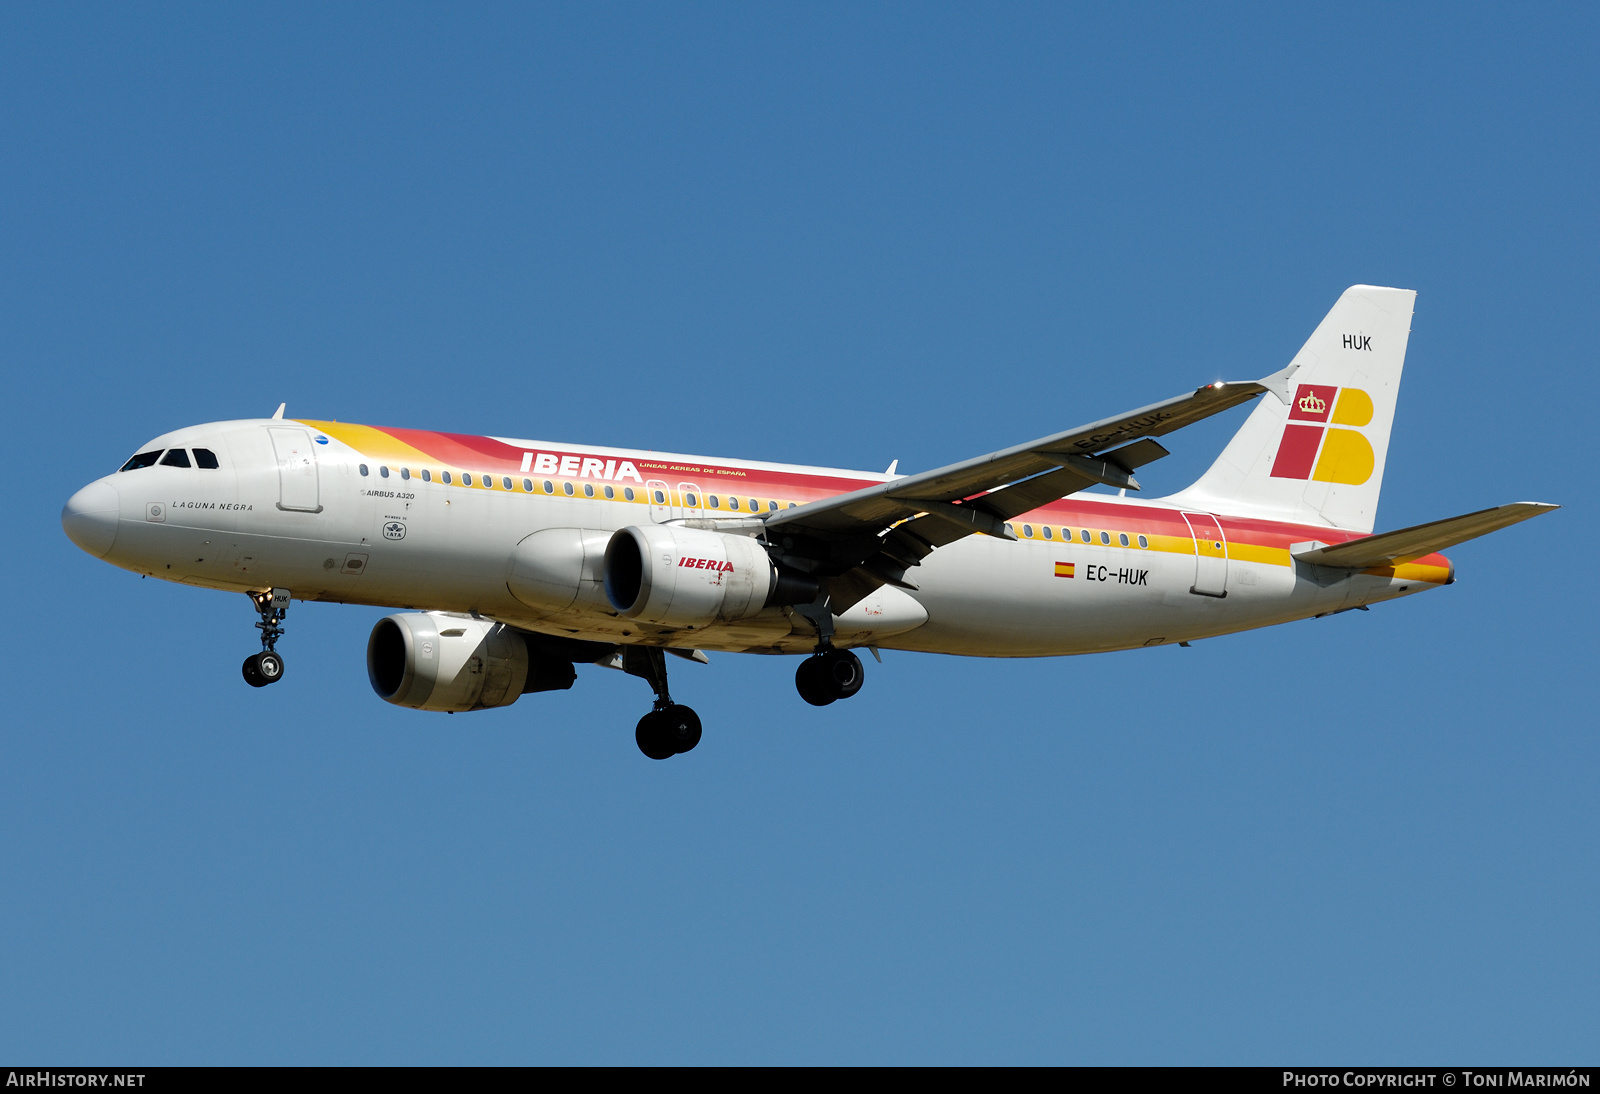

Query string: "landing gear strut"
[242, 588, 290, 688]
[792, 596, 865, 706]
[623, 647, 701, 759]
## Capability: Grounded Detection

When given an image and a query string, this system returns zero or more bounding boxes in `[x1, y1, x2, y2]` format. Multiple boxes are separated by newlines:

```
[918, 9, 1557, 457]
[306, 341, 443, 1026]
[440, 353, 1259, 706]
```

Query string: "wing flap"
[1291, 502, 1559, 569]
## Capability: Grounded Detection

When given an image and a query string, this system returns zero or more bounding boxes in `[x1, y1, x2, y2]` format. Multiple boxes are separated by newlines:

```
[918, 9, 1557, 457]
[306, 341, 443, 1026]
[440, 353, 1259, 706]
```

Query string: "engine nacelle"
[367, 612, 575, 713]
[506, 527, 613, 615]
[604, 525, 778, 627]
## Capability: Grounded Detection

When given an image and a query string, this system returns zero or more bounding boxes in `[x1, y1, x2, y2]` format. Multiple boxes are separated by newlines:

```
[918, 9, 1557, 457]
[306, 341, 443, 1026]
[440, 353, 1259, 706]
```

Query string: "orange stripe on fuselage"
[305, 420, 1454, 584]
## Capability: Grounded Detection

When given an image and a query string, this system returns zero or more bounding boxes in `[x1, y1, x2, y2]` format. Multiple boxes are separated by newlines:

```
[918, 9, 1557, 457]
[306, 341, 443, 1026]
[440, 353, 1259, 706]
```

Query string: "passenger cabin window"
[624, 487, 635, 501]
[604, 485, 615, 499]
[160, 449, 191, 468]
[684, 493, 697, 507]
[1100, 531, 1110, 545]
[1138, 535, 1149, 549]
[748, 498, 759, 512]
[654, 489, 666, 504]
[194, 448, 220, 469]
[379, 466, 390, 478]
[768, 501, 779, 512]
[401, 468, 411, 480]
[564, 482, 574, 496]
[442, 472, 453, 485]
[1022, 525, 1033, 538]
[503, 477, 513, 490]
[584, 484, 594, 497]
[359, 464, 369, 476]
[461, 473, 471, 486]
[1119, 533, 1130, 547]
[121, 450, 163, 471]
[1043, 526, 1053, 539]
[543, 480, 553, 493]
[709, 496, 721, 509]
[1080, 529, 1091, 543]
[728, 497, 738, 509]
[523, 478, 532, 492]
[422, 470, 432, 482]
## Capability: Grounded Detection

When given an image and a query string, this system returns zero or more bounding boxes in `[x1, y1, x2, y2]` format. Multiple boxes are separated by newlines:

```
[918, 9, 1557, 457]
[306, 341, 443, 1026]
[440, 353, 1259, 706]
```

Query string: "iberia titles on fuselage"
[60, 286, 1556, 757]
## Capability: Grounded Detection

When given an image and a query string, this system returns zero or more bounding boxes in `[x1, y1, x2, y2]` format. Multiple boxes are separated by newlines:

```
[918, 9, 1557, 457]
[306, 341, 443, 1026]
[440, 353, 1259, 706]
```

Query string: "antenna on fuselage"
[271, 403, 285, 420]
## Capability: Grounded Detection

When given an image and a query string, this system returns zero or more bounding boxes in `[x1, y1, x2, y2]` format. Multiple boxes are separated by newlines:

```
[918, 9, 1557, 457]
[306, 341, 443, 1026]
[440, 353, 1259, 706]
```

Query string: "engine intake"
[604, 525, 782, 628]
[367, 612, 576, 712]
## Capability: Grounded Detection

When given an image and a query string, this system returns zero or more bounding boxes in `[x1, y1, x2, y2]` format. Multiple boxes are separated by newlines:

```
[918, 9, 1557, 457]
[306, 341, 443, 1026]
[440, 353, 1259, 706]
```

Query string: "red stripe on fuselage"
[349, 424, 1438, 565]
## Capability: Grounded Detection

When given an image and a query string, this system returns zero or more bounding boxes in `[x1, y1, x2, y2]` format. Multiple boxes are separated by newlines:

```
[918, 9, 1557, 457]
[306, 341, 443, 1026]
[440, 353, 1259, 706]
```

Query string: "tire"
[635, 712, 676, 760]
[795, 656, 836, 706]
[257, 651, 285, 684]
[822, 649, 863, 700]
[242, 654, 267, 688]
[661, 704, 702, 754]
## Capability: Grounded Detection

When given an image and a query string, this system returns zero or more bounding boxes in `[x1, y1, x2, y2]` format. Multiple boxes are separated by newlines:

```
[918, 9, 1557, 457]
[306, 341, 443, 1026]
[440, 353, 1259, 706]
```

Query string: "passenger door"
[268, 427, 322, 513]
[1181, 512, 1228, 597]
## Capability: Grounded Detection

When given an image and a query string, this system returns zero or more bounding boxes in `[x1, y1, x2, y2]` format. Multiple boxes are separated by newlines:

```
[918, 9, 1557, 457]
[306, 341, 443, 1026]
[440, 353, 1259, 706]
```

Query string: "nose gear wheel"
[242, 589, 290, 687]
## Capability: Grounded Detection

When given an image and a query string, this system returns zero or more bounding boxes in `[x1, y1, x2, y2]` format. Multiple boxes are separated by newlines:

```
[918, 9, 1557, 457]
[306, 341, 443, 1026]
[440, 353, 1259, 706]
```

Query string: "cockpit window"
[120, 450, 163, 471]
[193, 448, 220, 469]
[160, 449, 192, 468]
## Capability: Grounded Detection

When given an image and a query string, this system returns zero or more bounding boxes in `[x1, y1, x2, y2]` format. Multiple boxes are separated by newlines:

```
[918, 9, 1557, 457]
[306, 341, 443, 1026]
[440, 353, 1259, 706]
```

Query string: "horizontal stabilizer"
[1292, 502, 1558, 569]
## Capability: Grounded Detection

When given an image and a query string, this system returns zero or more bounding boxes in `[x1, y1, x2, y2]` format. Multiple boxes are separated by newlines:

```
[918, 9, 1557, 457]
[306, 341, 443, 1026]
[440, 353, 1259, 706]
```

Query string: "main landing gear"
[623, 647, 701, 760]
[790, 598, 865, 707]
[242, 588, 290, 688]
[795, 644, 864, 706]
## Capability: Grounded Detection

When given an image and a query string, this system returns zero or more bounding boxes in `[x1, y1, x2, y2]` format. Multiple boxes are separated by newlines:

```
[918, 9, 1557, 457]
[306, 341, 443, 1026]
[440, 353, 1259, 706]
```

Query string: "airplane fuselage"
[71, 416, 1450, 659]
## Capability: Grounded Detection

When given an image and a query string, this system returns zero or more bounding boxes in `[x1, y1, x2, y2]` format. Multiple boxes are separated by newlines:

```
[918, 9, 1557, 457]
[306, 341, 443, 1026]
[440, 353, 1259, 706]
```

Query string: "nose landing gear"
[623, 647, 701, 759]
[242, 589, 290, 688]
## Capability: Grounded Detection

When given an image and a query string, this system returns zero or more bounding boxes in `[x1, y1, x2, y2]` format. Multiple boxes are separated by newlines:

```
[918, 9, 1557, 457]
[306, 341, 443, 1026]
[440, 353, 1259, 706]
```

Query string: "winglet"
[271, 403, 286, 420]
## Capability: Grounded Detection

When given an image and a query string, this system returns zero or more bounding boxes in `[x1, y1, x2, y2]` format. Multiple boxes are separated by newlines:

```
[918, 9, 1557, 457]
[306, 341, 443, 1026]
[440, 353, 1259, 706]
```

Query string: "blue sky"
[2, 4, 1595, 1063]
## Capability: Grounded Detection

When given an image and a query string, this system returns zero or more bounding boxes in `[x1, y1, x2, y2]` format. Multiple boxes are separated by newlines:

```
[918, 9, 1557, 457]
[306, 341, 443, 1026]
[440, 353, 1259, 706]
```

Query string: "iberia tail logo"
[1270, 384, 1376, 485]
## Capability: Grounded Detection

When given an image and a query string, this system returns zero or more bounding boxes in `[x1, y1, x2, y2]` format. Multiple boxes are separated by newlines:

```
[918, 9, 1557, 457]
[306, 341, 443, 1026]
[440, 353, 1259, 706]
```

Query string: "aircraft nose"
[62, 480, 120, 558]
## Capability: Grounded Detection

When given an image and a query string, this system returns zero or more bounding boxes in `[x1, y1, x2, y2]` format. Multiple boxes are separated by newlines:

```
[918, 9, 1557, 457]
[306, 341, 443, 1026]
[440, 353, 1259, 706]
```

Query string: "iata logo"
[679, 556, 733, 573]
[383, 521, 406, 540]
[1270, 384, 1375, 485]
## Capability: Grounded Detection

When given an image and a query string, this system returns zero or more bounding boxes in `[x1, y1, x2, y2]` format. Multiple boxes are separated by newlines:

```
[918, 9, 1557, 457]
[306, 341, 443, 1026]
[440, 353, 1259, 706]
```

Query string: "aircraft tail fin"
[1167, 285, 1417, 533]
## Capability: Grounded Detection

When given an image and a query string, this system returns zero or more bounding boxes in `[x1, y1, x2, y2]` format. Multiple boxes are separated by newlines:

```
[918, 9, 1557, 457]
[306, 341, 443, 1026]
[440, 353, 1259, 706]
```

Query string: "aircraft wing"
[760, 378, 1273, 609]
[1291, 502, 1559, 570]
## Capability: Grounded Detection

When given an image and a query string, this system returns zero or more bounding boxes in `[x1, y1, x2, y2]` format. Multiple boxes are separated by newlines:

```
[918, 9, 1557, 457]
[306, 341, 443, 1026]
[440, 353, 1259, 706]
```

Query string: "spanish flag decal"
[1054, 562, 1075, 578]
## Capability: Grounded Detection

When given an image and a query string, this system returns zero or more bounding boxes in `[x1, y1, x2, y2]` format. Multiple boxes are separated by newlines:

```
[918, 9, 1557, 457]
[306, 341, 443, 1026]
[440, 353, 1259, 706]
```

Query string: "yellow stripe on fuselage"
[297, 421, 439, 468]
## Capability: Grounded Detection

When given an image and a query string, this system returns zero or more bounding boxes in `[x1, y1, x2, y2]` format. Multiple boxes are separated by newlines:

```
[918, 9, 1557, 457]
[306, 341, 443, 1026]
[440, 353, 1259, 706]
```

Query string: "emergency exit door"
[646, 480, 672, 523]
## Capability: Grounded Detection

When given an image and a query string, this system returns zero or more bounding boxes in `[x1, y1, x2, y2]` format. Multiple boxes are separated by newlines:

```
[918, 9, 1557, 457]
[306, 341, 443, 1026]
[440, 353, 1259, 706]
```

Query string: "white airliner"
[62, 286, 1554, 758]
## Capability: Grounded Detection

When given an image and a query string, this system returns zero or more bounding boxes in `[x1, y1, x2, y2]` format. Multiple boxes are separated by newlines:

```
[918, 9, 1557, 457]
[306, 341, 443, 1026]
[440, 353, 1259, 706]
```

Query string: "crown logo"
[1297, 391, 1326, 415]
